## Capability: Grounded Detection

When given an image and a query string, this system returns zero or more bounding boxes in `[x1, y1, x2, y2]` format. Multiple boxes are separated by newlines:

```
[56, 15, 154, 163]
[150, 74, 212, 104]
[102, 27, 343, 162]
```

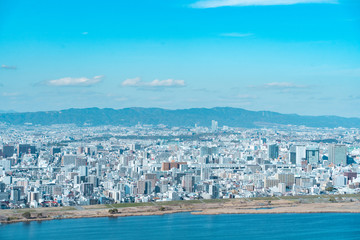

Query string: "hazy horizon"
[1, 106, 360, 120]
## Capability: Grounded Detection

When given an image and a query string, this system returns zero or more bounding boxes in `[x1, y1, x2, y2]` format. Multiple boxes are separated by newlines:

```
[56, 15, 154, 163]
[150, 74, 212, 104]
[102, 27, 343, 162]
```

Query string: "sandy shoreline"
[191, 202, 360, 215]
[2, 197, 360, 224]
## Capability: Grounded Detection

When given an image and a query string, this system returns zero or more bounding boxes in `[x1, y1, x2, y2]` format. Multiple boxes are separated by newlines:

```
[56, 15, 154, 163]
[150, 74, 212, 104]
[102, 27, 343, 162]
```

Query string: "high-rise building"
[145, 173, 157, 191]
[200, 146, 218, 156]
[3, 145, 14, 158]
[182, 175, 194, 192]
[80, 183, 94, 196]
[211, 120, 218, 132]
[17, 144, 36, 157]
[278, 183, 286, 194]
[87, 175, 99, 187]
[50, 147, 61, 155]
[268, 144, 279, 159]
[137, 180, 152, 195]
[289, 145, 296, 164]
[137, 180, 146, 194]
[276, 173, 295, 187]
[329, 144, 347, 165]
[10, 188, 21, 202]
[96, 163, 102, 177]
[84, 147, 92, 155]
[0, 182, 5, 192]
[79, 166, 88, 177]
[28, 192, 39, 203]
[306, 147, 319, 165]
[209, 184, 219, 199]
[296, 145, 306, 166]
[144, 181, 152, 195]
[201, 167, 210, 181]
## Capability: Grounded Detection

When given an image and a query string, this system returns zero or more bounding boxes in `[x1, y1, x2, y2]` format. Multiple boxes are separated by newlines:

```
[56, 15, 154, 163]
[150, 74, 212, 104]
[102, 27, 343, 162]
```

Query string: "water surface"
[1, 213, 359, 240]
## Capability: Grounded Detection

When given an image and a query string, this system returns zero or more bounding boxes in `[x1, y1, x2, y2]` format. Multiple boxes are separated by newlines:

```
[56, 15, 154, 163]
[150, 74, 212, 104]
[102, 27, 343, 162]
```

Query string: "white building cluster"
[0, 122, 360, 209]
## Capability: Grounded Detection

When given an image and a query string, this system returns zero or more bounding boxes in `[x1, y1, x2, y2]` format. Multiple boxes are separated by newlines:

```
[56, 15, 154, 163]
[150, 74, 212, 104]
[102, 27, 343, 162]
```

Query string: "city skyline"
[1, 121, 360, 218]
[1, 0, 360, 117]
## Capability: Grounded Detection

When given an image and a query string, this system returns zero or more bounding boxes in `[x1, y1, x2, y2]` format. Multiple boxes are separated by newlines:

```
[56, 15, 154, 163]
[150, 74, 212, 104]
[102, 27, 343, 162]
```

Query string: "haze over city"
[1, 0, 360, 117]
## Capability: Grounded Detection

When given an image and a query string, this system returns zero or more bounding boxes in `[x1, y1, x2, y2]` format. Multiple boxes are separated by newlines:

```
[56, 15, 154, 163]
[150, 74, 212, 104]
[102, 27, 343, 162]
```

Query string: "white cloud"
[121, 77, 185, 88]
[220, 33, 253, 37]
[148, 79, 185, 87]
[190, 0, 338, 8]
[82, 32, 88, 35]
[45, 75, 103, 86]
[263, 82, 307, 89]
[121, 77, 142, 86]
[1, 64, 17, 70]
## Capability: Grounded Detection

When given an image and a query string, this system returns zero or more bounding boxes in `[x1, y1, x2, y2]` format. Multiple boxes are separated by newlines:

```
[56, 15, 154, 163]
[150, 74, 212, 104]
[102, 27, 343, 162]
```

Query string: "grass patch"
[15, 209, 37, 213]
[102, 199, 230, 208]
[202, 199, 230, 203]
[106, 202, 154, 208]
[83, 205, 109, 210]
[45, 207, 76, 211]
[250, 197, 278, 201]
[158, 199, 229, 206]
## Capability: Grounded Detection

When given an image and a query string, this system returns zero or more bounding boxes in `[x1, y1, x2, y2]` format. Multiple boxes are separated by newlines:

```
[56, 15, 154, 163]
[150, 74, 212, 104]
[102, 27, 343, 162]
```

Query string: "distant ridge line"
[0, 107, 359, 128]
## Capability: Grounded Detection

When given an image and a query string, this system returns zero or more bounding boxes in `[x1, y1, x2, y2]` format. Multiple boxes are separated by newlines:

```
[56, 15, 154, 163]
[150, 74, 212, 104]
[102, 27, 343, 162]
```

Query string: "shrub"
[22, 212, 32, 219]
[108, 209, 118, 214]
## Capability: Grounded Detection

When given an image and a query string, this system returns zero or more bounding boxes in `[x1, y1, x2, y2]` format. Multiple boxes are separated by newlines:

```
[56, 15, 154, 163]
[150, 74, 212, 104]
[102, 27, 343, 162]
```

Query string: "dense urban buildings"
[0, 121, 360, 209]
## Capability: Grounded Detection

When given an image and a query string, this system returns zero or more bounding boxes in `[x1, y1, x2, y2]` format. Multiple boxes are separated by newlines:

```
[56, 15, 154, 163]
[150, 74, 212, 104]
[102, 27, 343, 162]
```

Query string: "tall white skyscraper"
[211, 120, 218, 132]
[296, 145, 306, 166]
[329, 144, 347, 165]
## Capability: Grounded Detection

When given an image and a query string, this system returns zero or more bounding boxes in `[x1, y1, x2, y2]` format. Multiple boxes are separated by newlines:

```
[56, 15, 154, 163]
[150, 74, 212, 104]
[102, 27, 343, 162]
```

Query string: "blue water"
[1, 213, 360, 240]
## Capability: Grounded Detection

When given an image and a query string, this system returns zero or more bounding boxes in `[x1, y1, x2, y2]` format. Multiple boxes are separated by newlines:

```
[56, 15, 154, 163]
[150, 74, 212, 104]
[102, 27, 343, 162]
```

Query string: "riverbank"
[1, 194, 360, 224]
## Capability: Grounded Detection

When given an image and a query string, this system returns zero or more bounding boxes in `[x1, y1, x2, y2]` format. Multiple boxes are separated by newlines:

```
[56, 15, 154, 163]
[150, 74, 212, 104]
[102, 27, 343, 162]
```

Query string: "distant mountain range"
[0, 110, 17, 113]
[0, 107, 359, 128]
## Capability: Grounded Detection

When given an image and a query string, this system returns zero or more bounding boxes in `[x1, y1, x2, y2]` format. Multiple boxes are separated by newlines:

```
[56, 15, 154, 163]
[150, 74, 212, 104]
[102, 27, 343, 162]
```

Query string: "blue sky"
[0, 0, 360, 117]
